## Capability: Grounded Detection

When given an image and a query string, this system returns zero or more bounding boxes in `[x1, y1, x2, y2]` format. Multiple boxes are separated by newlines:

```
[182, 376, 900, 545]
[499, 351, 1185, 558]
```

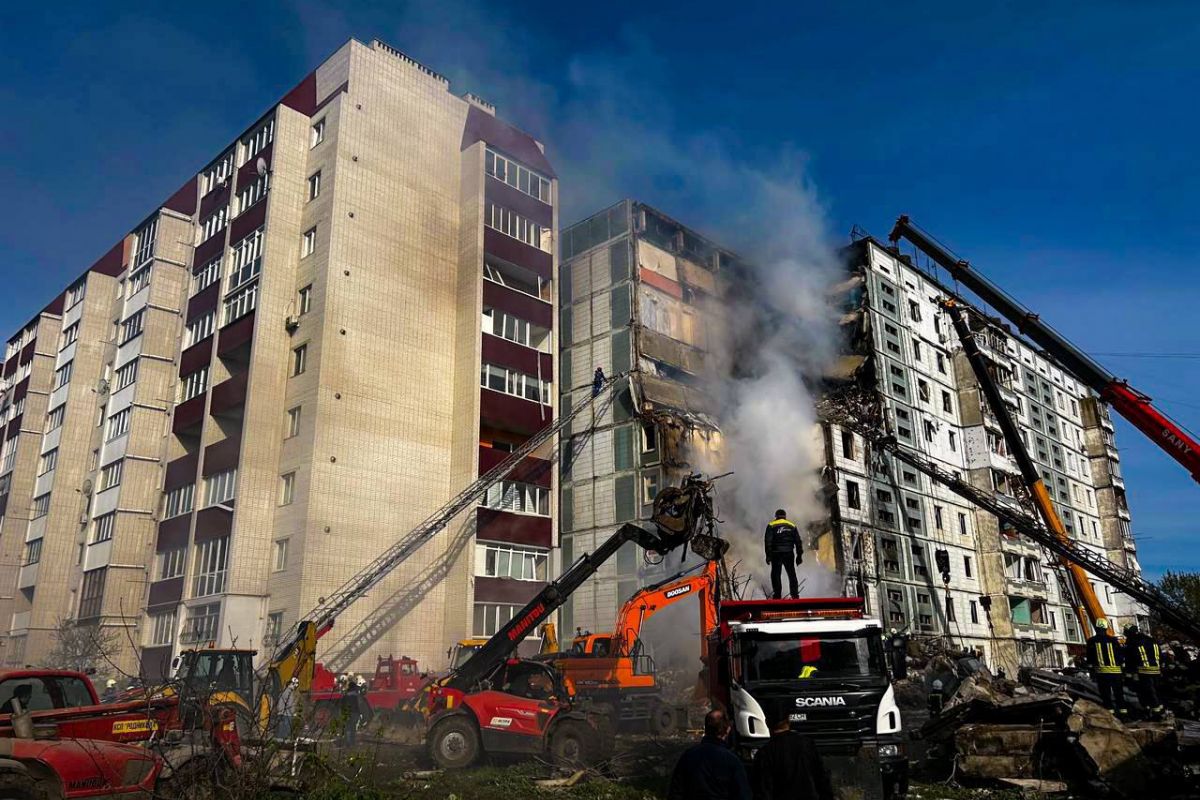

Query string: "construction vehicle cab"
[710, 598, 906, 800]
[447, 639, 488, 672]
[427, 657, 594, 769]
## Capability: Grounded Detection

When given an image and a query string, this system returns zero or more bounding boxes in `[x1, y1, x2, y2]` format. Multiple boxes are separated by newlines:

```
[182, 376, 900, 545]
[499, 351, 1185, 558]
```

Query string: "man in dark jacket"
[1085, 619, 1127, 715]
[752, 714, 834, 800]
[764, 509, 802, 599]
[667, 710, 751, 800]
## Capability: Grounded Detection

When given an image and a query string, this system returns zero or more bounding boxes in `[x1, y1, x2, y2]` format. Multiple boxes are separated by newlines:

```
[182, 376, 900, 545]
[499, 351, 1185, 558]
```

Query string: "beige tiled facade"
[0, 38, 559, 679]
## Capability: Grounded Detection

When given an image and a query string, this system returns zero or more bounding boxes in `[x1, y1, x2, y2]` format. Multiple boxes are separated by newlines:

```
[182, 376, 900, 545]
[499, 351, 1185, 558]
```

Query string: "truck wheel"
[648, 702, 677, 736]
[549, 719, 599, 767]
[0, 773, 39, 800]
[429, 717, 480, 769]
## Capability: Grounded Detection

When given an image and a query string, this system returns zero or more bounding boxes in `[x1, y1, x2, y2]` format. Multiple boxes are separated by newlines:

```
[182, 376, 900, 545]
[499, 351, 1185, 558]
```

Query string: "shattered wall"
[817, 236, 1145, 674]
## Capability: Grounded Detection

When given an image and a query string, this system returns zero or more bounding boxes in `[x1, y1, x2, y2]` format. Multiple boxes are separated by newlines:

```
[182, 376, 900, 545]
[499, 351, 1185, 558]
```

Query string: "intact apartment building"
[557, 200, 734, 636]
[0, 38, 560, 678]
[823, 236, 1144, 672]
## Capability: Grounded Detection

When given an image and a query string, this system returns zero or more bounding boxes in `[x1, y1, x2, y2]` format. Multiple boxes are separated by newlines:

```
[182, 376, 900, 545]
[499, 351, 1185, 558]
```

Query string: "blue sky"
[2, 1, 1198, 576]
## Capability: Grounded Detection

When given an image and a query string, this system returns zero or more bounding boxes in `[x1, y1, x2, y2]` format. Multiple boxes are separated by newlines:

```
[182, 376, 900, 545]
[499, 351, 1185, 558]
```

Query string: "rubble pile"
[895, 643, 1200, 797]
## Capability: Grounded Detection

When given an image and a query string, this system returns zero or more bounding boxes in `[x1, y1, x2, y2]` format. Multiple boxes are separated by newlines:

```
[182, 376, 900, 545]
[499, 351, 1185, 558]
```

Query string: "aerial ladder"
[826, 411, 1200, 642]
[890, 215, 1200, 484]
[172, 375, 625, 727]
[943, 298, 1107, 636]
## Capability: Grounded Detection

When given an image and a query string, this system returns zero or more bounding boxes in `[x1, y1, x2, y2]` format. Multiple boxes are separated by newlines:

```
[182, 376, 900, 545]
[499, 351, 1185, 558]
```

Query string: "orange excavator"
[541, 560, 721, 734]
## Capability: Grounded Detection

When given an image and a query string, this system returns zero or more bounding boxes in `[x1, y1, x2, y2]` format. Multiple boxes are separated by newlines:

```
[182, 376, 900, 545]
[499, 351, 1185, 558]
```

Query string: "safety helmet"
[1095, 619, 1108, 630]
[289, 676, 300, 685]
[106, 679, 117, 689]
[355, 675, 367, 687]
[1124, 624, 1139, 637]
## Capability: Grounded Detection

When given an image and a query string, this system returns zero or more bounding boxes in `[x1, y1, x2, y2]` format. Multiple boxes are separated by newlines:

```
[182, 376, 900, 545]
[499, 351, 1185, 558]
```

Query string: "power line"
[1093, 352, 1200, 359]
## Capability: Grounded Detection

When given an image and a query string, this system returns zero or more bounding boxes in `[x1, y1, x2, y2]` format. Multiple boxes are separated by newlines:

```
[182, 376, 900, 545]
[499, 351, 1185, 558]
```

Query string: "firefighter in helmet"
[1123, 624, 1165, 717]
[1085, 619, 1127, 715]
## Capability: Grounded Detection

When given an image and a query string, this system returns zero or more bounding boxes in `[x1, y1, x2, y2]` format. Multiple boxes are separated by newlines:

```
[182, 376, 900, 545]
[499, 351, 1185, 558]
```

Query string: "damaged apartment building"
[820, 234, 1144, 672]
[557, 200, 735, 635]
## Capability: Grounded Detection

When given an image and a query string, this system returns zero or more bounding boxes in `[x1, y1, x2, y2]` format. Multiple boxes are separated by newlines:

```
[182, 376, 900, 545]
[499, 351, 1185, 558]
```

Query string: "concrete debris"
[905, 642, 1200, 797]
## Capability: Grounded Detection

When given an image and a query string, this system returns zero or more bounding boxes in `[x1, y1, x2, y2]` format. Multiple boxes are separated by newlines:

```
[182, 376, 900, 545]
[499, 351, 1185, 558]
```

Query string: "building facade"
[822, 236, 1145, 672]
[557, 200, 735, 636]
[0, 38, 559, 678]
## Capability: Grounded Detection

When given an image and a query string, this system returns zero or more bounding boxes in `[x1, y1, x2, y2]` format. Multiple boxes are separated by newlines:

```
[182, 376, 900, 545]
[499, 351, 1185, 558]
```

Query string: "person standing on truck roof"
[667, 709, 752, 800]
[764, 510, 802, 600]
[1123, 624, 1165, 718]
[1085, 619, 1127, 715]
[751, 711, 833, 800]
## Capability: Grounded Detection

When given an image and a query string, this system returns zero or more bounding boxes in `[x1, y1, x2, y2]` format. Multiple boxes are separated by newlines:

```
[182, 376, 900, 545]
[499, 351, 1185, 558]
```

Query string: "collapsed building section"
[818, 235, 1146, 672]
[557, 200, 739, 635]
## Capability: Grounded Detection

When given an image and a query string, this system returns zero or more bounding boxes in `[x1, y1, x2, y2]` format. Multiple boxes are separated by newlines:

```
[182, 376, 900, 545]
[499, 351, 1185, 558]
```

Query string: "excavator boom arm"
[609, 560, 720, 656]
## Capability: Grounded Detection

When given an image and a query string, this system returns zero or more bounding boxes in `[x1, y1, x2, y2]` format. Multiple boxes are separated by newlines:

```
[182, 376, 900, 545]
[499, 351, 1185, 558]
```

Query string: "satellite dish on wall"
[256, 157, 269, 178]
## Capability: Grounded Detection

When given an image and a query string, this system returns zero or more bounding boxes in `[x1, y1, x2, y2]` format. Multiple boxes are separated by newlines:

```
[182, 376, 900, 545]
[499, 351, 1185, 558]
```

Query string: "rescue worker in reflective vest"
[1085, 619, 1127, 715]
[1123, 624, 1165, 717]
[764, 509, 802, 600]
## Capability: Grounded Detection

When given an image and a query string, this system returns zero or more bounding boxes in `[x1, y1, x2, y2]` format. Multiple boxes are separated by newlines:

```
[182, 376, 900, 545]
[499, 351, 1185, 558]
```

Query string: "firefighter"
[764, 509, 802, 600]
[1085, 619, 1127, 715]
[1123, 624, 1165, 717]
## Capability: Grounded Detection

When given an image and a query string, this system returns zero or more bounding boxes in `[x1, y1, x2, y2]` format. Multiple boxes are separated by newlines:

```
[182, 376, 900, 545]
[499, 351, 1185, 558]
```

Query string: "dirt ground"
[293, 735, 1027, 800]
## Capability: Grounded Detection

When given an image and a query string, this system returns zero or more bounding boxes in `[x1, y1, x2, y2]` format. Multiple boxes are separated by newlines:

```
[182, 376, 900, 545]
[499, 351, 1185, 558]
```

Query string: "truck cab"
[710, 598, 907, 799]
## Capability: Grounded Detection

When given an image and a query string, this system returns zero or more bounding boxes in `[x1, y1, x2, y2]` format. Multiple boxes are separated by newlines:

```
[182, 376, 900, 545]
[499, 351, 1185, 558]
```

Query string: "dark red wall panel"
[187, 282, 220, 320]
[217, 312, 255, 355]
[194, 507, 233, 543]
[482, 281, 552, 329]
[478, 446, 551, 487]
[461, 106, 556, 178]
[485, 179, 552, 228]
[171, 395, 205, 435]
[229, 199, 266, 243]
[476, 508, 552, 548]
[147, 577, 184, 607]
[237, 143, 272, 184]
[163, 176, 199, 216]
[484, 228, 552, 281]
[90, 240, 127, 278]
[480, 389, 551, 437]
[474, 576, 546, 604]
[482, 334, 552, 382]
[202, 435, 241, 476]
[192, 235, 225, 270]
[156, 515, 191, 551]
[209, 370, 248, 417]
[164, 452, 199, 491]
[178, 339, 213, 377]
[199, 184, 230, 219]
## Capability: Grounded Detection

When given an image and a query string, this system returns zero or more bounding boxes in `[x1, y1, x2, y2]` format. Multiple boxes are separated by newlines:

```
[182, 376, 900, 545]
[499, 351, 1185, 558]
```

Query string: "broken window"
[923, 420, 935, 442]
[876, 489, 893, 504]
[908, 300, 921, 322]
[945, 597, 956, 622]
[934, 505, 944, 530]
[841, 430, 854, 459]
[948, 431, 957, 452]
[970, 601, 979, 624]
[963, 555, 973, 578]
[958, 513, 968, 536]
[846, 481, 861, 510]
[942, 391, 953, 414]
[918, 380, 930, 403]
[912, 340, 922, 361]
[936, 353, 946, 374]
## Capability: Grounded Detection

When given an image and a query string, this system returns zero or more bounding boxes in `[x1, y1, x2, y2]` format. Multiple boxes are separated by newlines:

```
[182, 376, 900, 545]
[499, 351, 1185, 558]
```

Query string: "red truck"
[0, 668, 240, 799]
[309, 655, 427, 725]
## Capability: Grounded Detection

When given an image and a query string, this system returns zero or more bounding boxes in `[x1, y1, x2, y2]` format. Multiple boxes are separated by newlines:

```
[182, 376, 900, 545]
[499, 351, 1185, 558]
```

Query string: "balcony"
[481, 334, 552, 381]
[178, 337, 214, 377]
[476, 508, 551, 548]
[484, 228, 551, 282]
[210, 371, 249, 418]
[172, 395, 206, 436]
[474, 575, 546, 605]
[195, 506, 233, 542]
[218, 312, 255, 359]
[482, 278, 552, 328]
[147, 577, 184, 608]
[478, 445, 551, 486]
[480, 388, 552, 437]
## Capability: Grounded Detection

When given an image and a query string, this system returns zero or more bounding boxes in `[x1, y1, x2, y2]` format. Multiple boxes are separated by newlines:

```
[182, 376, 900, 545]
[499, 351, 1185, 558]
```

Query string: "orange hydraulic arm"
[600, 560, 721, 659]
[944, 300, 1107, 635]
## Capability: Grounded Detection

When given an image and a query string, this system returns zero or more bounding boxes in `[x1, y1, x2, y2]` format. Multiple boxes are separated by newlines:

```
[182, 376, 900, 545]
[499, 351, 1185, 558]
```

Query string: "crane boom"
[944, 300, 1106, 635]
[270, 377, 621, 676]
[889, 215, 1200, 483]
[444, 475, 728, 693]
[827, 412, 1200, 642]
